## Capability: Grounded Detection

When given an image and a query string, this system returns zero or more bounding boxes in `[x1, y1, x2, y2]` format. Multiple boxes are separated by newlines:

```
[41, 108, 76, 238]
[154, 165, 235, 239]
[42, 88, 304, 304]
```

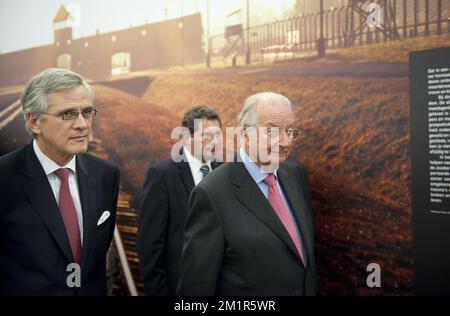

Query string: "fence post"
[414, 0, 418, 37]
[280, 20, 283, 45]
[403, 0, 407, 38]
[344, 7, 348, 47]
[325, 9, 329, 49]
[274, 21, 278, 46]
[300, 15, 304, 50]
[285, 18, 288, 46]
[375, 21, 380, 43]
[350, 5, 354, 47]
[331, 8, 335, 48]
[271, 21, 275, 46]
[255, 26, 258, 55]
[383, 1, 388, 42]
[292, 16, 295, 51]
[278, 20, 282, 45]
[393, 0, 397, 40]
[304, 14, 307, 50]
[360, 10, 364, 46]
[258, 25, 262, 53]
[437, 0, 442, 35]
[313, 12, 317, 50]
[338, 8, 342, 47]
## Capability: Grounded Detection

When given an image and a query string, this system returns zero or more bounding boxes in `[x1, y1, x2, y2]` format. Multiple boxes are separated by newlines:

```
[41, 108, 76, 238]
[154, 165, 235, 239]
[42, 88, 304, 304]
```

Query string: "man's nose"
[278, 130, 290, 147]
[72, 112, 88, 129]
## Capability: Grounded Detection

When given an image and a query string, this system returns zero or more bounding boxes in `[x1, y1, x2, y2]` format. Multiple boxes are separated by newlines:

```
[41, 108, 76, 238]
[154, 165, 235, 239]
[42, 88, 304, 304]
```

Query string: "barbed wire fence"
[209, 0, 450, 65]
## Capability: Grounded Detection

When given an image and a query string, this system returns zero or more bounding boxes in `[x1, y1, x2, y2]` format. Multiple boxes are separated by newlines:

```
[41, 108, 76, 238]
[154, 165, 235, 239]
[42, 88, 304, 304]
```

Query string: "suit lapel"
[76, 155, 98, 268]
[231, 162, 301, 260]
[211, 161, 222, 170]
[277, 166, 313, 267]
[177, 149, 195, 195]
[21, 144, 74, 263]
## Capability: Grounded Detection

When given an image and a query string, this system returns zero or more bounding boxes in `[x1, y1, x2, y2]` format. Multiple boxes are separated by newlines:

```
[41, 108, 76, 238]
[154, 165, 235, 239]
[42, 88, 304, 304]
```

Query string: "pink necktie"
[55, 168, 82, 264]
[264, 174, 306, 266]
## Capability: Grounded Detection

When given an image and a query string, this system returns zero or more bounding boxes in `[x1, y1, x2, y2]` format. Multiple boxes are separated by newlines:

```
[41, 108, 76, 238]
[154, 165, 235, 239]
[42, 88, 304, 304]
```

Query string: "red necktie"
[55, 168, 82, 264]
[264, 174, 306, 266]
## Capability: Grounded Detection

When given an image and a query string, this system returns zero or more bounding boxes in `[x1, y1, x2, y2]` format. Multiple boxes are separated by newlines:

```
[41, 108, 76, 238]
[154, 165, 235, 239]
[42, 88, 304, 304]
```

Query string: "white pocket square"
[97, 211, 110, 226]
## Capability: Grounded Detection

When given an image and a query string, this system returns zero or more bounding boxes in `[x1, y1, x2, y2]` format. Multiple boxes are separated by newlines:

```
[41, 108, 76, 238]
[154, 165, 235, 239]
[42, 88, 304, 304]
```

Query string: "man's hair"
[238, 92, 292, 126]
[21, 68, 94, 137]
[182, 105, 222, 135]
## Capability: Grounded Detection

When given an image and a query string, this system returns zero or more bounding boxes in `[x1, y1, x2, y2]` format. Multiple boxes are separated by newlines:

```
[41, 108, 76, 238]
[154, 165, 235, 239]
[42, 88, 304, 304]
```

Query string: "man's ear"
[27, 113, 42, 136]
[240, 125, 250, 142]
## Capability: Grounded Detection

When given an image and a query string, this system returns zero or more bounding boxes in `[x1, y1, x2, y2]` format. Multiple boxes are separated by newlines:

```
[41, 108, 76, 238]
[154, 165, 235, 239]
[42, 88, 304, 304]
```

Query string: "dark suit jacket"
[177, 157, 316, 296]
[0, 144, 120, 296]
[137, 151, 221, 296]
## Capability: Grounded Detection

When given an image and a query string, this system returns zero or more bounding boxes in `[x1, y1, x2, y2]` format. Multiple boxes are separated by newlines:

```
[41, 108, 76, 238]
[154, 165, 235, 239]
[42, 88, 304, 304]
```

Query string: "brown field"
[93, 85, 176, 192]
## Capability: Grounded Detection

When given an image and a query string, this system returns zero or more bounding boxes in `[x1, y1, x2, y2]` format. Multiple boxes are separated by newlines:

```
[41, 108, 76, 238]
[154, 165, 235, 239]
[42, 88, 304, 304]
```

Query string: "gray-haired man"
[177, 92, 316, 296]
[0, 68, 120, 295]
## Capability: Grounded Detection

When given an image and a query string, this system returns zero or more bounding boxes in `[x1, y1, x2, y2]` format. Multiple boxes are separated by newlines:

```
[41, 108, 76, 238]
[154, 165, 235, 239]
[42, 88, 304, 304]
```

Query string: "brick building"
[0, 5, 204, 87]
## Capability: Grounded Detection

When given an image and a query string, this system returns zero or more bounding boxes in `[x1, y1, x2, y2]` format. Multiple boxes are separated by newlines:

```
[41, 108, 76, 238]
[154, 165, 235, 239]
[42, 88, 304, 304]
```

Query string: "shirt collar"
[183, 146, 211, 171]
[33, 140, 77, 176]
[239, 147, 278, 184]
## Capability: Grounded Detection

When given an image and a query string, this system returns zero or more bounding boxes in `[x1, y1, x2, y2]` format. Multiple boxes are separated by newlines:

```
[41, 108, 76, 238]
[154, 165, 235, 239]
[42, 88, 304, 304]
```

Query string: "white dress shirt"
[33, 140, 84, 245]
[183, 146, 212, 186]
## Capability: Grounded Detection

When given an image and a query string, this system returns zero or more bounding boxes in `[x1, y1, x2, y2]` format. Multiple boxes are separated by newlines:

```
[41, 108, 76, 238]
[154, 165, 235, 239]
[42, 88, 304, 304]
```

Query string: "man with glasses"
[137, 105, 223, 295]
[0, 68, 120, 295]
[177, 92, 315, 296]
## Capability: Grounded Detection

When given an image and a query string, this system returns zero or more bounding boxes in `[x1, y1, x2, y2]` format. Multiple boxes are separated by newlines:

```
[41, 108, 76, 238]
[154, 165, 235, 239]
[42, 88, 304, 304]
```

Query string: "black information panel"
[410, 46, 450, 295]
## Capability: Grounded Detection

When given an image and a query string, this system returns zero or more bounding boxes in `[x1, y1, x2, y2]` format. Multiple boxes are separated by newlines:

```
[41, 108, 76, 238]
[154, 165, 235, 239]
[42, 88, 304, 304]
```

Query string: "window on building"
[111, 52, 131, 75]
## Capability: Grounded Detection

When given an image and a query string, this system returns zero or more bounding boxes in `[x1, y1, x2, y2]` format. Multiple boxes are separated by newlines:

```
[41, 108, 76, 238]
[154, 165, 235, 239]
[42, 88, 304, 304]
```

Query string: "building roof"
[53, 5, 70, 23]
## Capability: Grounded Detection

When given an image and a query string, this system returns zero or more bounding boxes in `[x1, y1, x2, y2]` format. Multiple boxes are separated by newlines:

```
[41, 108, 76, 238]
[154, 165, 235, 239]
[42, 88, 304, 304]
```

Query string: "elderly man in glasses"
[177, 92, 316, 296]
[0, 68, 120, 295]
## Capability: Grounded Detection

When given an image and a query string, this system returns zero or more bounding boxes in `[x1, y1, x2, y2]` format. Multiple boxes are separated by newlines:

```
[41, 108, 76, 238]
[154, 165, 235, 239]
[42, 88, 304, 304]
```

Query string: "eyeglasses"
[266, 127, 301, 140]
[202, 133, 222, 141]
[245, 125, 302, 141]
[40, 108, 98, 121]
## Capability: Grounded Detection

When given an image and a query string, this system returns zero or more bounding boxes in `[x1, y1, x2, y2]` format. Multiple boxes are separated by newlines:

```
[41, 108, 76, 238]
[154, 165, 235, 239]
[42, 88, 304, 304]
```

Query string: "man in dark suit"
[177, 92, 315, 296]
[137, 105, 222, 296]
[0, 68, 120, 295]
